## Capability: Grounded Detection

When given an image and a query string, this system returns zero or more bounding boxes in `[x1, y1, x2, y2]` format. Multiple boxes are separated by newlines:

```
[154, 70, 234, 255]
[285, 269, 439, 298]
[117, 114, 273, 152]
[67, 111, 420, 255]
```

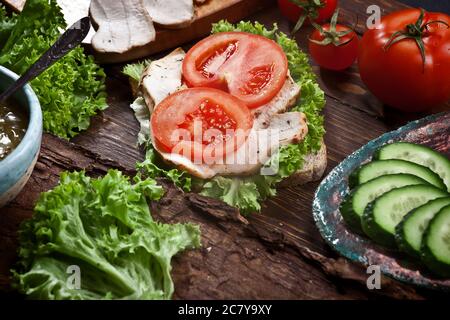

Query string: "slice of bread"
[278, 139, 327, 187]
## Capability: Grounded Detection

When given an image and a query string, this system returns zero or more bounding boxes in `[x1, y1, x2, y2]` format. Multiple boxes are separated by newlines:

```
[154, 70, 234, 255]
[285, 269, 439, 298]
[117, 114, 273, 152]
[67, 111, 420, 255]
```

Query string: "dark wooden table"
[1, 0, 449, 299]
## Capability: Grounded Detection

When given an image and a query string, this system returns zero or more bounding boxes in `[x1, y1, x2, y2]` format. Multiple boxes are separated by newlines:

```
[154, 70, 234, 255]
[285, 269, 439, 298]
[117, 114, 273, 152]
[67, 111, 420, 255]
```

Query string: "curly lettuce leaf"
[0, 0, 107, 139]
[0, 5, 17, 48]
[201, 177, 262, 213]
[137, 148, 192, 192]
[123, 60, 151, 83]
[13, 170, 200, 300]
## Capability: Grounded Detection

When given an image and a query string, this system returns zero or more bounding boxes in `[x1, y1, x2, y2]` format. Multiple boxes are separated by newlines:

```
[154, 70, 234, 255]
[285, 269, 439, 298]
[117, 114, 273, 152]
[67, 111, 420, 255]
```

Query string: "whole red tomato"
[309, 22, 359, 71]
[358, 8, 450, 112]
[278, 0, 338, 25]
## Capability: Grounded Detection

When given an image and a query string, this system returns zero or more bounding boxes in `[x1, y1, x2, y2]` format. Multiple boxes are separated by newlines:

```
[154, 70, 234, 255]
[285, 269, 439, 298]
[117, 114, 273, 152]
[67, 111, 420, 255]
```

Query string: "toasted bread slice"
[278, 139, 327, 187]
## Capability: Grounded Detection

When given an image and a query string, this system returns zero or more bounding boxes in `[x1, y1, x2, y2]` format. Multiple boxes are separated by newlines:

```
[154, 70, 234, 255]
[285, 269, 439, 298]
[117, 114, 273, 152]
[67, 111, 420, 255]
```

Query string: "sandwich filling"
[140, 47, 308, 179]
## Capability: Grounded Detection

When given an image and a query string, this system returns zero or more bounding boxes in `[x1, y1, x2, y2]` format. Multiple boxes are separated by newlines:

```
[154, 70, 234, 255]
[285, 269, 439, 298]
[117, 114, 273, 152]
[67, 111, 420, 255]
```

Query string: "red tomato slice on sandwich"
[182, 32, 288, 109]
[151, 88, 253, 163]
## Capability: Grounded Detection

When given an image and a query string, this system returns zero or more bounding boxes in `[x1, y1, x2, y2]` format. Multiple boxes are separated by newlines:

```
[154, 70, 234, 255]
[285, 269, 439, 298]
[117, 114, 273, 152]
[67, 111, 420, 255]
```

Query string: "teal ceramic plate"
[313, 112, 450, 291]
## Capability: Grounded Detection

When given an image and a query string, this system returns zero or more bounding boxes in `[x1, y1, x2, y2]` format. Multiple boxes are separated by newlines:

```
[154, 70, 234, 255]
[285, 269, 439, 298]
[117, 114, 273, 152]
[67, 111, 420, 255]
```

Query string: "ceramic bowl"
[0, 66, 42, 208]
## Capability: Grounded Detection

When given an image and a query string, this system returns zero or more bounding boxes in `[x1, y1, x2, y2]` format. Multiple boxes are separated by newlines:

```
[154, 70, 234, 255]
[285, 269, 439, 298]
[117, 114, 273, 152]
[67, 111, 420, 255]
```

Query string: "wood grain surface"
[0, 0, 23, 11]
[1, 0, 449, 300]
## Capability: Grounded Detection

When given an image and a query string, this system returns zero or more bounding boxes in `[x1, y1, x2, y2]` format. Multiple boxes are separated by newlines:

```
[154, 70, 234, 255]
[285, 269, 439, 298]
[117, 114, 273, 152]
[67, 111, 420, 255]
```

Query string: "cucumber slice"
[362, 184, 448, 247]
[422, 205, 450, 277]
[349, 159, 446, 190]
[396, 197, 450, 258]
[374, 142, 450, 193]
[341, 174, 430, 233]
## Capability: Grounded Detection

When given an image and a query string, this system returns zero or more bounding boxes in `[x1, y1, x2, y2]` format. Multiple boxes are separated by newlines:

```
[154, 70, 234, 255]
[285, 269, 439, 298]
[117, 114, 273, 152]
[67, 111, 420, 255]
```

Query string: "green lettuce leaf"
[0, 5, 17, 48]
[123, 59, 151, 83]
[200, 177, 262, 213]
[13, 170, 201, 300]
[0, 0, 107, 139]
[137, 147, 192, 192]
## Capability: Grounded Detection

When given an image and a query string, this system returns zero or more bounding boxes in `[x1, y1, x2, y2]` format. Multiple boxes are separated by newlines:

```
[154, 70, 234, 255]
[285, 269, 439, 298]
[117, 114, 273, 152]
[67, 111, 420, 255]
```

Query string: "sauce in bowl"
[0, 99, 28, 160]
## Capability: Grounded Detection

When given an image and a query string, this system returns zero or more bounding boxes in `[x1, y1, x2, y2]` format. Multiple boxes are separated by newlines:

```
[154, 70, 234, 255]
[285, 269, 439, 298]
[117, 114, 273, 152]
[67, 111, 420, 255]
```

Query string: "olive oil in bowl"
[0, 65, 42, 208]
[0, 99, 28, 160]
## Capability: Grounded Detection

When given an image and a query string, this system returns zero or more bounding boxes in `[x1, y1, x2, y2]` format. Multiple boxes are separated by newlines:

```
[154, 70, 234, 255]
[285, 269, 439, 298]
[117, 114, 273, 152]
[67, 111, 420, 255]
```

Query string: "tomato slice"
[182, 32, 288, 109]
[151, 88, 253, 163]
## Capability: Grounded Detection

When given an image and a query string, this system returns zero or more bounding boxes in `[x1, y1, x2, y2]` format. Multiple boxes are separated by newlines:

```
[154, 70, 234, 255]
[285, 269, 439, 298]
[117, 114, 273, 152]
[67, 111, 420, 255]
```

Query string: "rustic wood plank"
[71, 73, 145, 170]
[0, 141, 422, 299]
[0, 135, 358, 299]
[0, 0, 23, 11]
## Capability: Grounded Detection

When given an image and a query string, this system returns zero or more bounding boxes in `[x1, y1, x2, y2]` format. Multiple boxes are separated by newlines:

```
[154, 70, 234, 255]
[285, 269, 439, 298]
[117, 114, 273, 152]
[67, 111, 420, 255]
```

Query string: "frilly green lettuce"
[13, 170, 200, 299]
[0, 0, 107, 139]
[123, 59, 152, 83]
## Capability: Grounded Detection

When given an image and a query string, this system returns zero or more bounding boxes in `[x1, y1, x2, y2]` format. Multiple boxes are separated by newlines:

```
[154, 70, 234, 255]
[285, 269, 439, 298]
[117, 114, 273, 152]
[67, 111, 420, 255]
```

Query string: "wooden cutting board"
[1, 0, 274, 63]
[1, 0, 23, 11]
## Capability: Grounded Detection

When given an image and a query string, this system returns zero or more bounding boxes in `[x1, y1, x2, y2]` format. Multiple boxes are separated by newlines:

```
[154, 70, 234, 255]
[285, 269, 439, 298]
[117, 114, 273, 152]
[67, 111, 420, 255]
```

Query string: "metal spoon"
[0, 17, 91, 104]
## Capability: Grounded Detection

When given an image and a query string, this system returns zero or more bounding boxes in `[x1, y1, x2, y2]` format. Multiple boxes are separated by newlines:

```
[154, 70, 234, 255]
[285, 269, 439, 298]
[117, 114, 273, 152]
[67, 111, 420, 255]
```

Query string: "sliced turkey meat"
[150, 111, 308, 179]
[253, 73, 301, 128]
[57, 0, 95, 43]
[140, 48, 186, 112]
[90, 0, 155, 54]
[143, 0, 194, 29]
[207, 111, 308, 177]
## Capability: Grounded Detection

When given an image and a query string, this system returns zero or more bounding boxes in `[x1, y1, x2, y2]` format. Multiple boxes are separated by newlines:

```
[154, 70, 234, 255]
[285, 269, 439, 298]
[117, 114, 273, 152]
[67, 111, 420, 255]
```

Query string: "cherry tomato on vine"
[358, 8, 450, 112]
[278, 0, 338, 34]
[308, 10, 359, 70]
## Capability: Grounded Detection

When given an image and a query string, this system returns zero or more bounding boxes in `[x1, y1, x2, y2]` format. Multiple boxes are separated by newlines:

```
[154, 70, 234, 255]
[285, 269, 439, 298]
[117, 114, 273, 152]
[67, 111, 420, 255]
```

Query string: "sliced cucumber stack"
[361, 185, 448, 247]
[374, 142, 450, 192]
[340, 174, 430, 233]
[349, 159, 446, 190]
[396, 197, 450, 258]
[422, 205, 450, 277]
[339, 141, 450, 277]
